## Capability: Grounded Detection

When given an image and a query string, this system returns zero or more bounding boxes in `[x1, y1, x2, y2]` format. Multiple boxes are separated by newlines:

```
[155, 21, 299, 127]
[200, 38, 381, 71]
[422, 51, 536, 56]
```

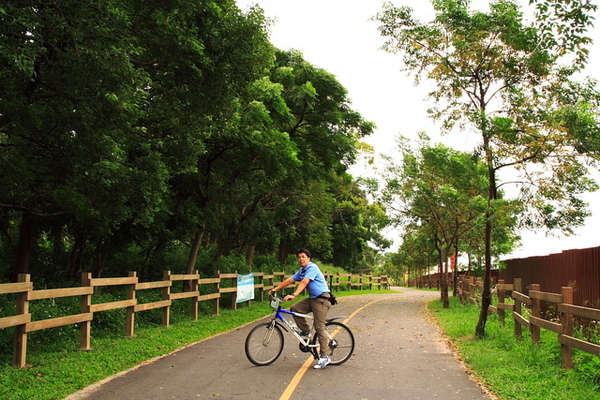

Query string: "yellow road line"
[278, 297, 388, 400]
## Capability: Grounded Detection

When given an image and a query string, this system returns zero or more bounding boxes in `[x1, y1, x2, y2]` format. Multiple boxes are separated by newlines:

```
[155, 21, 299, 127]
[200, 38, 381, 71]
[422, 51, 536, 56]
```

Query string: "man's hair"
[296, 249, 312, 259]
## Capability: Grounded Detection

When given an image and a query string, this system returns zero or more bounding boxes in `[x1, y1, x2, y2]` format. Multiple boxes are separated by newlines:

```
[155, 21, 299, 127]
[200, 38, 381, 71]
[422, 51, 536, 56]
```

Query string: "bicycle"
[244, 294, 355, 366]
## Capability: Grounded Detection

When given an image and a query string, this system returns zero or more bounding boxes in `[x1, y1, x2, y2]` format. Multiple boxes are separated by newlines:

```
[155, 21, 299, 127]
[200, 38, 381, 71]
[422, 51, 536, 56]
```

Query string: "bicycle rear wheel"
[310, 321, 355, 365]
[245, 322, 284, 366]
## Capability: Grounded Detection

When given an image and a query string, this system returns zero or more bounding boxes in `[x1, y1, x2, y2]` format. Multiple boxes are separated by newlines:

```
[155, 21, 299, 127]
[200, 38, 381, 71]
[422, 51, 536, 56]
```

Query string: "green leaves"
[0, 0, 381, 283]
[530, 0, 597, 68]
[377, 0, 600, 236]
[378, 0, 599, 333]
[381, 138, 507, 257]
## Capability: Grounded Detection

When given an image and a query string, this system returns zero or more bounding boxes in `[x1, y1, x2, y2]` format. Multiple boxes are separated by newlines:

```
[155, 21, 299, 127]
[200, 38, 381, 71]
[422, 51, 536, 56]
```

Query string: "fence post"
[497, 279, 505, 325]
[191, 270, 199, 321]
[213, 270, 220, 316]
[80, 272, 92, 350]
[513, 278, 523, 338]
[561, 286, 574, 369]
[125, 271, 137, 337]
[531, 283, 541, 343]
[469, 276, 476, 303]
[162, 271, 171, 327]
[231, 270, 238, 310]
[460, 277, 469, 304]
[258, 273, 264, 302]
[12, 274, 30, 367]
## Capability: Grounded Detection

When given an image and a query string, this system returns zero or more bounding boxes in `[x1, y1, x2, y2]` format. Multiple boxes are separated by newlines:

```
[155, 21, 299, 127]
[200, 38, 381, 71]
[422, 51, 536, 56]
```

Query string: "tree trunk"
[452, 242, 459, 297]
[51, 224, 65, 281]
[12, 213, 35, 282]
[246, 245, 255, 266]
[277, 243, 291, 265]
[476, 154, 497, 337]
[184, 228, 204, 291]
[435, 239, 449, 307]
[94, 239, 108, 278]
[186, 228, 204, 274]
[67, 233, 86, 281]
[476, 130, 497, 338]
[475, 212, 493, 337]
[440, 250, 450, 308]
[467, 253, 472, 276]
[441, 253, 449, 309]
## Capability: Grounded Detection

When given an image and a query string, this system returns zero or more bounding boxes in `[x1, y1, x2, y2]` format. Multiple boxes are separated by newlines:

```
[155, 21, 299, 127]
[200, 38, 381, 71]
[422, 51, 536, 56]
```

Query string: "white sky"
[236, 0, 600, 259]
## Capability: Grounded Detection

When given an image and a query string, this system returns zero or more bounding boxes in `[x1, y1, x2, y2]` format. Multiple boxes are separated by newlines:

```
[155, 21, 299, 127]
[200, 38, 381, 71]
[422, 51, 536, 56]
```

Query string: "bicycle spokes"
[245, 322, 284, 366]
[262, 327, 276, 346]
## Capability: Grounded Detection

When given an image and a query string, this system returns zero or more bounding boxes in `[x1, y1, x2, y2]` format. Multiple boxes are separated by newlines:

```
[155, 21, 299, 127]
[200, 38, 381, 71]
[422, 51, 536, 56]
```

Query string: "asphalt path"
[67, 288, 493, 400]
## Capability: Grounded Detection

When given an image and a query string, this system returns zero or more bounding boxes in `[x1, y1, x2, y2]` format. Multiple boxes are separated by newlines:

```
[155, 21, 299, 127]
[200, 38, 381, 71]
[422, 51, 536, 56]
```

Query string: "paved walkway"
[67, 288, 494, 400]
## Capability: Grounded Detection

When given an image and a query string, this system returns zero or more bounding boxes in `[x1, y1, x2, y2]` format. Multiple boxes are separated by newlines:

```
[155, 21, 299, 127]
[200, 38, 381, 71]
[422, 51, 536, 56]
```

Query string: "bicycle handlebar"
[270, 294, 282, 309]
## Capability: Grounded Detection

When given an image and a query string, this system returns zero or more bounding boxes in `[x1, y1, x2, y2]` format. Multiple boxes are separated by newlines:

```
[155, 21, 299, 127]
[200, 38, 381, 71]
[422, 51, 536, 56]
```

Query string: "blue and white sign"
[236, 273, 255, 303]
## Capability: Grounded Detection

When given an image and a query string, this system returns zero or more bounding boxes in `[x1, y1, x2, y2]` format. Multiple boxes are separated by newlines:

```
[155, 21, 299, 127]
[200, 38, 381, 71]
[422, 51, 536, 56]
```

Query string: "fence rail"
[1, 270, 388, 367]
[461, 276, 600, 369]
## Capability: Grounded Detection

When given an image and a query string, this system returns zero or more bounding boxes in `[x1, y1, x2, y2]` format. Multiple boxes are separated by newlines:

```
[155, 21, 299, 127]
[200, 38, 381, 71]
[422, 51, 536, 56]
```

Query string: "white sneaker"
[313, 355, 330, 370]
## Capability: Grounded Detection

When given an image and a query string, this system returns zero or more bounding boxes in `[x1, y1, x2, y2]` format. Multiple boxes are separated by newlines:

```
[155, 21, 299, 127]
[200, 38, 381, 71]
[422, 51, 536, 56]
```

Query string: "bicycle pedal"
[299, 343, 311, 353]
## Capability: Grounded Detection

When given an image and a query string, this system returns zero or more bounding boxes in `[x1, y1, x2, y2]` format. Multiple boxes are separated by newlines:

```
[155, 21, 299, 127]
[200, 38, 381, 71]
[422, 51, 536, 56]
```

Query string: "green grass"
[0, 289, 394, 400]
[429, 295, 600, 400]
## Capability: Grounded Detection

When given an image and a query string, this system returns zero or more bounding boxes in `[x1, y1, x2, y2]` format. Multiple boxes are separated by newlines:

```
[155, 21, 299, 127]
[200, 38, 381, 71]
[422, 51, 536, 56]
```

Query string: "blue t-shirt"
[292, 261, 330, 298]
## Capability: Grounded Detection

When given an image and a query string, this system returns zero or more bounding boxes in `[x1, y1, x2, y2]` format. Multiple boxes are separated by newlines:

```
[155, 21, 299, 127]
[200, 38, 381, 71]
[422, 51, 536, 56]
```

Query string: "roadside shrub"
[253, 254, 285, 274]
[573, 320, 600, 386]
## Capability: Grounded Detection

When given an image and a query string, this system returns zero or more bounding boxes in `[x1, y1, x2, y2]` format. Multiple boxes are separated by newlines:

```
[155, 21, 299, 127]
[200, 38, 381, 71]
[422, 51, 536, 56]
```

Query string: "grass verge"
[0, 289, 394, 400]
[429, 295, 600, 400]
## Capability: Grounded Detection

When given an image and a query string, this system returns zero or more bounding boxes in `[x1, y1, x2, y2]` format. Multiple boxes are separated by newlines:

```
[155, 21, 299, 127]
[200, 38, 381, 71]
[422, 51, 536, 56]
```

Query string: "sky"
[235, 0, 600, 260]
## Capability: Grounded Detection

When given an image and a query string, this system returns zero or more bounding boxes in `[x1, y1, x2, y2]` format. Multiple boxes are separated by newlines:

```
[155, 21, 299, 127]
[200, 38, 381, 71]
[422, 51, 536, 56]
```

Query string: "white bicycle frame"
[269, 296, 319, 347]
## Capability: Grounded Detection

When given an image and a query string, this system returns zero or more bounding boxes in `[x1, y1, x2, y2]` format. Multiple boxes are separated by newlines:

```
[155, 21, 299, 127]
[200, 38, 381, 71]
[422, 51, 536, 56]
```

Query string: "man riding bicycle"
[269, 249, 334, 370]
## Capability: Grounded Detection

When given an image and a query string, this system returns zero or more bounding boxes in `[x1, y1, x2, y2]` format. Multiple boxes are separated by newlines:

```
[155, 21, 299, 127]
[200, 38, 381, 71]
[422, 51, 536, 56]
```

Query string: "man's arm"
[269, 277, 295, 295]
[283, 277, 310, 301]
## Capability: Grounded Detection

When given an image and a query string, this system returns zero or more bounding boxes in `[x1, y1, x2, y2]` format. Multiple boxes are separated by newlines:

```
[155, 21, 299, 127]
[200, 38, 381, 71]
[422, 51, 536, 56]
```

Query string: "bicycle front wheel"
[310, 321, 355, 365]
[245, 322, 284, 366]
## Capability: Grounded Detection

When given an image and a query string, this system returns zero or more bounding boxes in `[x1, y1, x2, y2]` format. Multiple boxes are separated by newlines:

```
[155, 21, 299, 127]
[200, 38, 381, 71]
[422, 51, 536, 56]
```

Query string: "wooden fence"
[460, 276, 600, 369]
[326, 272, 389, 291]
[0, 270, 388, 367]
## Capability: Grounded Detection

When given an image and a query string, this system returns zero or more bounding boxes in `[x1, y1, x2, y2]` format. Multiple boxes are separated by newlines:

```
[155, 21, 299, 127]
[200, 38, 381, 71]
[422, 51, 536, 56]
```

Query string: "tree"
[0, 0, 276, 280]
[0, 0, 152, 279]
[328, 175, 391, 271]
[381, 135, 517, 307]
[259, 50, 376, 265]
[0, 1, 380, 284]
[377, 0, 600, 336]
[394, 228, 438, 287]
[174, 48, 377, 269]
